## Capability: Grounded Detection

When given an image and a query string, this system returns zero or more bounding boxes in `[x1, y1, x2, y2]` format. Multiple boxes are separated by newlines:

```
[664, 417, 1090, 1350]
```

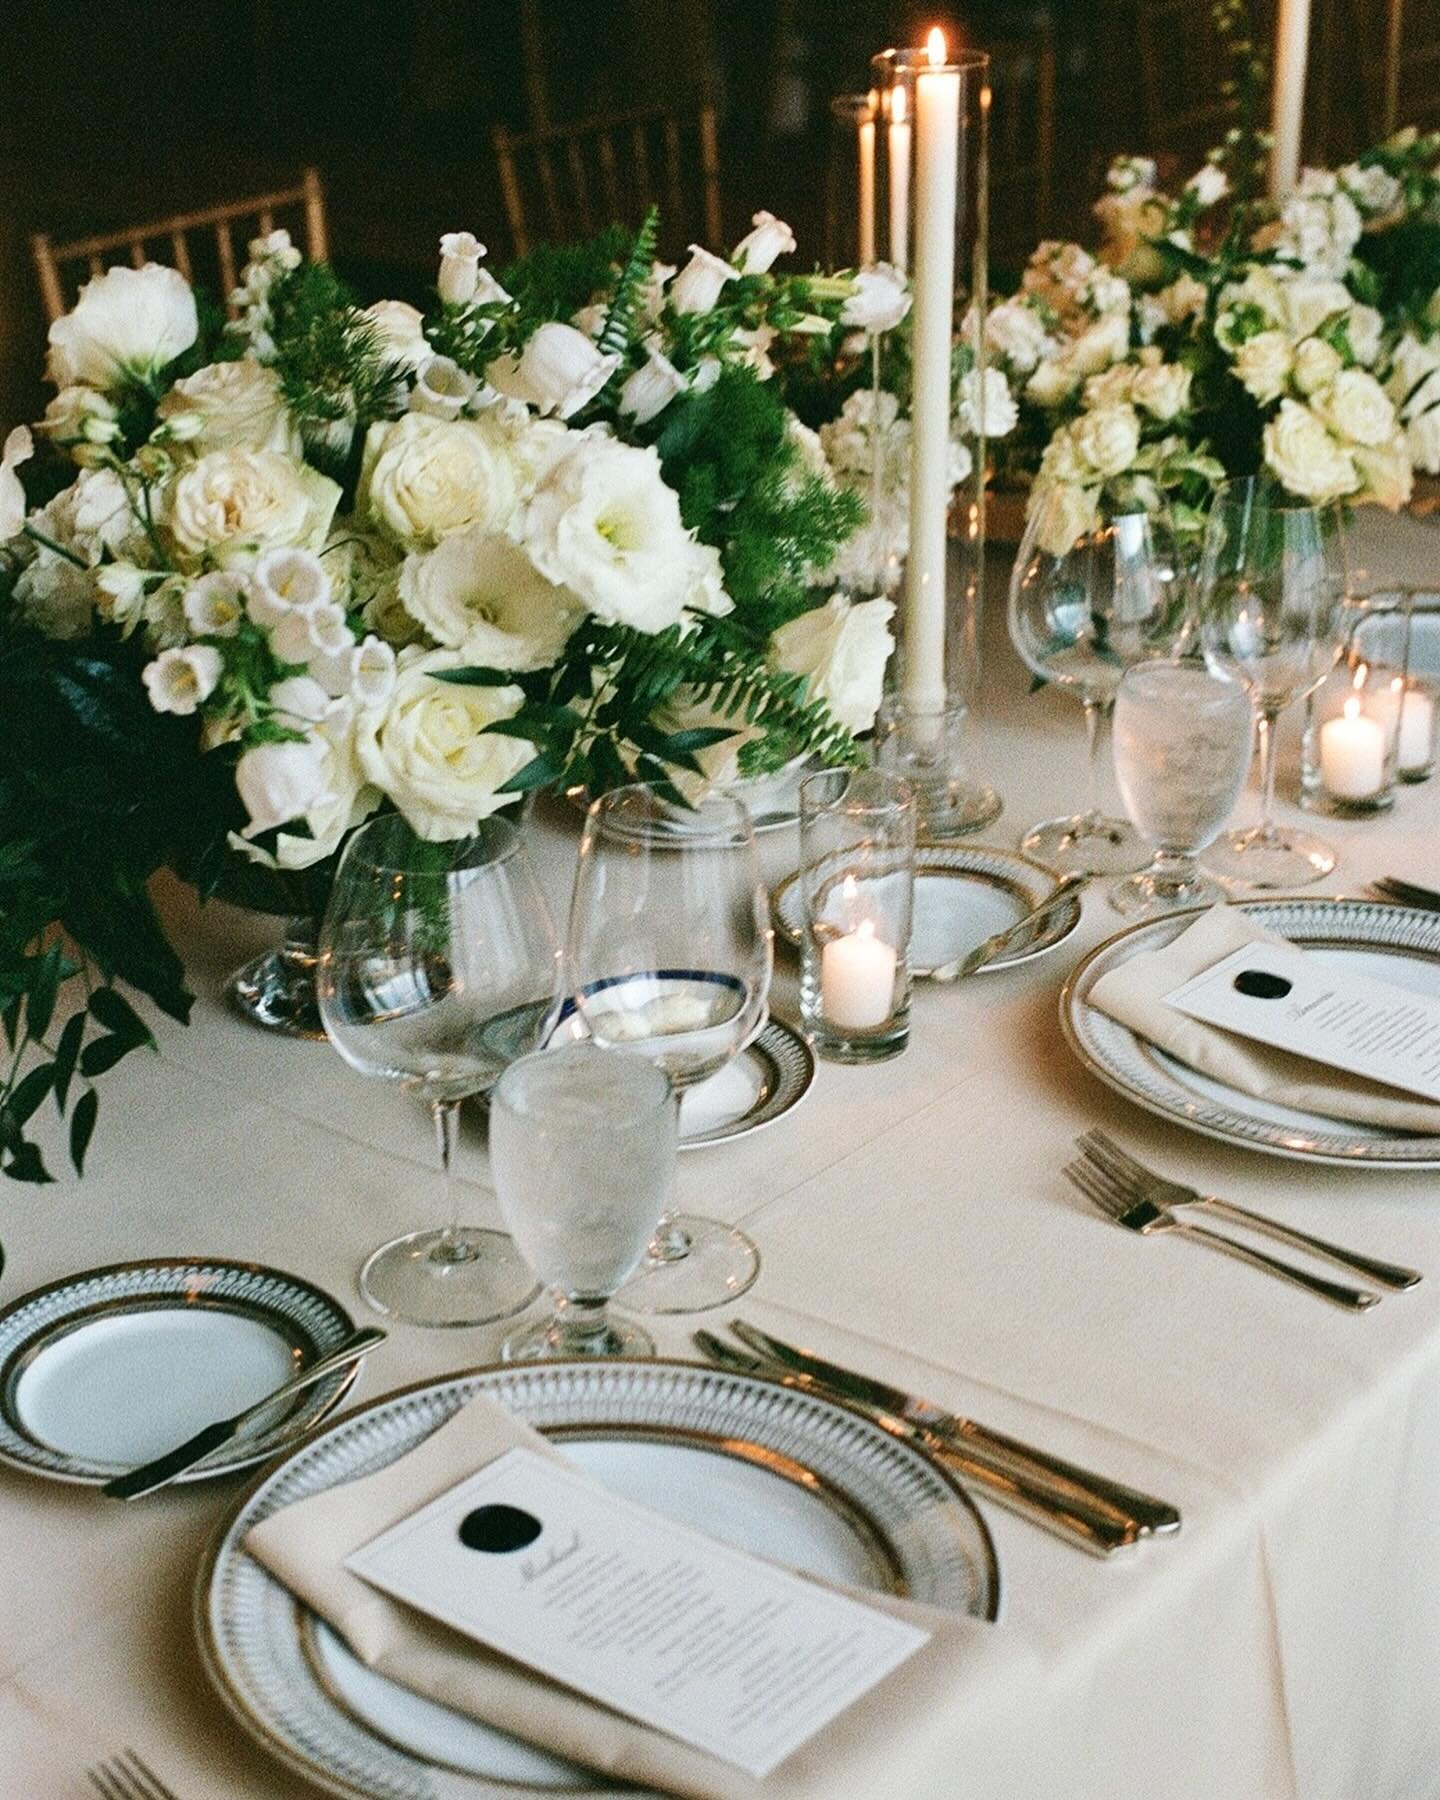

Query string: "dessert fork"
[87, 1749, 182, 1800]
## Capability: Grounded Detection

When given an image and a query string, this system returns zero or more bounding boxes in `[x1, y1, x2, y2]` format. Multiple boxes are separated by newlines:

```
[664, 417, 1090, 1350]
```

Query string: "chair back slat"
[597, 130, 622, 221]
[216, 218, 237, 302]
[566, 136, 593, 237]
[698, 103, 722, 249]
[170, 232, 193, 281]
[536, 143, 565, 240]
[128, 240, 146, 270]
[662, 117, 685, 233]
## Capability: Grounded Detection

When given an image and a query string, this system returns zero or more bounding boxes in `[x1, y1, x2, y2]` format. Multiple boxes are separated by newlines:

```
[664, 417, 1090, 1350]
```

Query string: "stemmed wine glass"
[1196, 476, 1349, 888]
[317, 811, 561, 1328]
[1008, 507, 1190, 874]
[566, 784, 773, 1314]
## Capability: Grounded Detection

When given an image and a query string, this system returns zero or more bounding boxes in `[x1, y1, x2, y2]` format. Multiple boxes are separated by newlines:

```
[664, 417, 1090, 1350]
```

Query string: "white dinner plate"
[772, 843, 1081, 978]
[677, 1018, 815, 1148]
[198, 1359, 999, 1800]
[1061, 897, 1440, 1167]
[0, 1259, 358, 1486]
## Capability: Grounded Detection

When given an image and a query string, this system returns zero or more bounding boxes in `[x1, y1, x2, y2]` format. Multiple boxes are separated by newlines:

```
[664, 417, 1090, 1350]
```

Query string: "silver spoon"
[929, 871, 1087, 983]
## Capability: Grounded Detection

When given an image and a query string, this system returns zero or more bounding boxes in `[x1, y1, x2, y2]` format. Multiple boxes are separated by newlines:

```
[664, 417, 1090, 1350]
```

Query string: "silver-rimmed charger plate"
[678, 1018, 815, 1148]
[1062, 898, 1440, 1167]
[0, 1258, 358, 1486]
[198, 1359, 999, 1800]
[567, 757, 816, 836]
[773, 843, 1081, 978]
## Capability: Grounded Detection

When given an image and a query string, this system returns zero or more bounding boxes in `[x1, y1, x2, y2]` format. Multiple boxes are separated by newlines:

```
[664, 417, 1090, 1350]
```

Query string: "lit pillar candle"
[1320, 695, 1386, 799]
[904, 26, 959, 716]
[858, 105, 877, 266]
[822, 918, 897, 1030]
[1398, 686, 1437, 773]
[887, 84, 911, 274]
[1269, 0, 1312, 199]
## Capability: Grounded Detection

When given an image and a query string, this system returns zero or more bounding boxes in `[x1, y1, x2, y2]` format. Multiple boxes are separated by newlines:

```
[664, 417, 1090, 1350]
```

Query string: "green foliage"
[500, 225, 632, 325]
[598, 206, 660, 356]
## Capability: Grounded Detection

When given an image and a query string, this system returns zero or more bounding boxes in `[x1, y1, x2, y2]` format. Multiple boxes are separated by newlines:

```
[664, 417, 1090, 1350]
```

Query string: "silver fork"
[1064, 1156, 1382, 1311]
[1078, 1129, 1422, 1291]
[86, 1750, 181, 1800]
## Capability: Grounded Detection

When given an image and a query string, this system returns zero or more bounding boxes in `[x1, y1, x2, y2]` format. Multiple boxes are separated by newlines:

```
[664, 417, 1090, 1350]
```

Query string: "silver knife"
[929, 872, 1087, 982]
[728, 1320, 1181, 1542]
[101, 1326, 386, 1500]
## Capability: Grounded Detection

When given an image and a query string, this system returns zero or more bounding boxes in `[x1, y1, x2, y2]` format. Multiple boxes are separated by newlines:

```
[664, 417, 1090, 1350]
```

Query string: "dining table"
[2, 513, 1439, 1800]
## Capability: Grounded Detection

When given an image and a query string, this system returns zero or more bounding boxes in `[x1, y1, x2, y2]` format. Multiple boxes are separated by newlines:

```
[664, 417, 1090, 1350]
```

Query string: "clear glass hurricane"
[566, 784, 773, 1314]
[317, 812, 561, 1328]
[1008, 507, 1190, 875]
[1196, 476, 1349, 888]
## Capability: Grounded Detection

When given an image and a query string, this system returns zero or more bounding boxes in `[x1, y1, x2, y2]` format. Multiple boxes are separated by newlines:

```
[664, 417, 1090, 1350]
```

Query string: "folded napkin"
[1089, 904, 1440, 1135]
[245, 1391, 1000, 1800]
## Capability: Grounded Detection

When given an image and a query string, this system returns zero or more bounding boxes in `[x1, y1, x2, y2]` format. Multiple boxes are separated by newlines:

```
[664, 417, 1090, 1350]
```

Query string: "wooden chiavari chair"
[31, 167, 328, 323]
[493, 99, 722, 258]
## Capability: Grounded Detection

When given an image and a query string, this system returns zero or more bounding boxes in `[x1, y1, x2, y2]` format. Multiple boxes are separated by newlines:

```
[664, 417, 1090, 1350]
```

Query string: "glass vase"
[227, 915, 326, 1038]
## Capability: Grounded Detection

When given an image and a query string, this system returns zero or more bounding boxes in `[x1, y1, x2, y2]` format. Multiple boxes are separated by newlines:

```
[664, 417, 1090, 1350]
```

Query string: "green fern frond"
[599, 205, 661, 357]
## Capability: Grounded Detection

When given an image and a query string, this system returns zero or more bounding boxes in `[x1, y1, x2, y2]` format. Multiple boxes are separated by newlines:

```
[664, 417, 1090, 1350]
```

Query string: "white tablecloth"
[3, 517, 1440, 1800]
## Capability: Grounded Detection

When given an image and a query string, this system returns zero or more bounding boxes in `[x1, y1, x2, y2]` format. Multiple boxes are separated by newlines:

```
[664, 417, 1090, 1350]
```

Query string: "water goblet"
[1110, 659, 1255, 918]
[566, 784, 772, 1314]
[491, 1042, 677, 1360]
[317, 812, 560, 1328]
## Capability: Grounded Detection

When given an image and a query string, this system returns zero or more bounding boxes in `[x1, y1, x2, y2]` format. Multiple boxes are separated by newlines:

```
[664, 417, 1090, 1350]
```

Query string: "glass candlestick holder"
[1300, 598, 1408, 817]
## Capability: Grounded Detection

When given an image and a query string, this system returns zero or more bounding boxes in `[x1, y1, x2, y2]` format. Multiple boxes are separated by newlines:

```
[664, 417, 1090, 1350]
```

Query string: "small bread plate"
[199, 1358, 998, 1800]
[0, 1258, 359, 1486]
[773, 842, 1082, 979]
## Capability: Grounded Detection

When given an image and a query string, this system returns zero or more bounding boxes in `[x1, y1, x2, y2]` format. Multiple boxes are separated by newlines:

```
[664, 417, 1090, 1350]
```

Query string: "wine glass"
[1110, 659, 1255, 918]
[490, 1042, 678, 1360]
[566, 784, 773, 1314]
[1197, 476, 1349, 888]
[317, 812, 561, 1328]
[1008, 507, 1190, 874]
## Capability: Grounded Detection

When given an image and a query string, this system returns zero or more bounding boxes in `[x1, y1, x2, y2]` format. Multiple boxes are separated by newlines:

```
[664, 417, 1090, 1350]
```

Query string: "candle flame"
[857, 918, 875, 941]
[891, 84, 908, 124]
[1352, 660, 1369, 691]
[842, 875, 858, 901]
[1343, 695, 1362, 722]
[926, 25, 946, 65]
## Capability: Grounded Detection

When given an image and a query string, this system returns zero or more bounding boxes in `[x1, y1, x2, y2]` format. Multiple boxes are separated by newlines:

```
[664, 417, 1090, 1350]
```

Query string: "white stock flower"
[619, 343, 689, 425]
[355, 647, 533, 840]
[769, 596, 894, 735]
[983, 298, 1051, 373]
[733, 211, 796, 274]
[1263, 399, 1360, 502]
[1074, 403, 1141, 477]
[1029, 481, 1100, 557]
[363, 301, 429, 371]
[525, 435, 699, 633]
[236, 738, 332, 839]
[46, 264, 197, 390]
[142, 644, 222, 716]
[1314, 368, 1397, 446]
[168, 450, 339, 561]
[409, 355, 478, 421]
[840, 263, 910, 333]
[1266, 181, 1362, 278]
[1234, 331, 1294, 404]
[1131, 362, 1192, 421]
[438, 232, 485, 305]
[183, 570, 248, 637]
[398, 526, 582, 667]
[156, 359, 299, 454]
[485, 321, 620, 419]
[956, 368, 1018, 438]
[358, 413, 517, 546]
[0, 426, 32, 540]
[1353, 442, 1413, 510]
[669, 245, 738, 316]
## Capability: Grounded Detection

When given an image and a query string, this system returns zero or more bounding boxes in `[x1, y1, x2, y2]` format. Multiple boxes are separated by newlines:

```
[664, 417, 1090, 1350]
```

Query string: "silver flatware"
[1371, 875, 1440, 912]
[101, 1326, 386, 1500]
[87, 1749, 182, 1800]
[1064, 1156, 1381, 1311]
[700, 1321, 1180, 1555]
[930, 871, 1088, 982]
[1078, 1130, 1422, 1291]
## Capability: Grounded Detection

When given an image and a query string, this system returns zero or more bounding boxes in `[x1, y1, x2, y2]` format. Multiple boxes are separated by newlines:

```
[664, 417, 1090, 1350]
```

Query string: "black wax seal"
[458, 1504, 543, 1554]
[1233, 969, 1292, 1001]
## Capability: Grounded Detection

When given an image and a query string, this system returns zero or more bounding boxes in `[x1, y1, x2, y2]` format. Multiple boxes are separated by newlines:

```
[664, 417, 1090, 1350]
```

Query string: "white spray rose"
[409, 355, 478, 421]
[183, 569, 248, 637]
[618, 343, 689, 425]
[1026, 358, 1081, 407]
[1353, 442, 1413, 510]
[956, 368, 1018, 438]
[1280, 276, 1353, 341]
[142, 644, 222, 716]
[1131, 362, 1192, 422]
[733, 211, 796, 274]
[1066, 311, 1131, 377]
[1084, 364, 1138, 409]
[437, 232, 485, 305]
[1029, 481, 1100, 558]
[1263, 399, 1360, 501]
[363, 300, 429, 371]
[355, 647, 533, 840]
[0, 426, 32, 540]
[1347, 305, 1384, 366]
[358, 413, 517, 546]
[1234, 332, 1294, 405]
[399, 527, 582, 667]
[168, 450, 339, 561]
[156, 358, 299, 454]
[769, 595, 895, 734]
[1315, 368, 1397, 447]
[46, 263, 198, 390]
[1292, 336, 1343, 397]
[236, 738, 333, 840]
[669, 245, 738, 316]
[1074, 403, 1141, 477]
[840, 263, 911, 333]
[485, 321, 620, 419]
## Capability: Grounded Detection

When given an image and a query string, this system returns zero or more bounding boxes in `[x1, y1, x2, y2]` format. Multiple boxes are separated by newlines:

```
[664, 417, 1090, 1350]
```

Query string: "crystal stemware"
[317, 812, 560, 1328]
[491, 1042, 677, 1360]
[566, 784, 772, 1314]
[1110, 659, 1255, 917]
[1197, 476, 1348, 888]
[1008, 508, 1189, 875]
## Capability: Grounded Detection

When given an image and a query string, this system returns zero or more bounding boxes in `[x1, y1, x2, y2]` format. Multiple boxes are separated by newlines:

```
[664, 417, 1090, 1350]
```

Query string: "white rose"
[183, 569, 248, 637]
[669, 245, 739, 316]
[46, 263, 197, 390]
[1314, 368, 1397, 447]
[733, 211, 796, 275]
[438, 231, 485, 305]
[1263, 399, 1360, 502]
[1158, 274, 1207, 325]
[1067, 311, 1131, 377]
[618, 343, 689, 425]
[168, 450, 340, 561]
[1026, 358, 1081, 408]
[363, 300, 429, 371]
[956, 368, 1018, 439]
[1131, 362, 1192, 422]
[1235, 331, 1294, 405]
[358, 413, 517, 546]
[1353, 441, 1413, 510]
[1074, 403, 1141, 478]
[1347, 305, 1384, 367]
[236, 738, 333, 839]
[656, 690, 760, 801]
[142, 644, 222, 716]
[1280, 277, 1353, 341]
[768, 595, 895, 734]
[355, 647, 533, 840]
[1083, 364, 1137, 409]
[1292, 337, 1343, 397]
[983, 298, 1051, 374]
[525, 435, 699, 633]
[409, 355, 478, 421]
[399, 526, 582, 667]
[274, 702, 377, 869]
[1028, 481, 1100, 558]
[0, 426, 32, 540]
[485, 321, 620, 419]
[156, 358, 299, 454]
[840, 264, 911, 333]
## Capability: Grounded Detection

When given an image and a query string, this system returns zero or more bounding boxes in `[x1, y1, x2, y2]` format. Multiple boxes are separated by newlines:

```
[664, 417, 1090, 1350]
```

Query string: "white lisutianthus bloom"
[840, 264, 910, 333]
[0, 426, 33, 540]
[182, 569, 249, 637]
[486, 322, 621, 419]
[363, 300, 430, 371]
[156, 358, 300, 455]
[769, 595, 895, 735]
[669, 245, 739, 316]
[733, 211, 797, 274]
[398, 526, 583, 667]
[168, 450, 340, 562]
[437, 232, 485, 305]
[46, 264, 198, 391]
[1263, 399, 1361, 502]
[142, 644, 223, 716]
[358, 413, 518, 546]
